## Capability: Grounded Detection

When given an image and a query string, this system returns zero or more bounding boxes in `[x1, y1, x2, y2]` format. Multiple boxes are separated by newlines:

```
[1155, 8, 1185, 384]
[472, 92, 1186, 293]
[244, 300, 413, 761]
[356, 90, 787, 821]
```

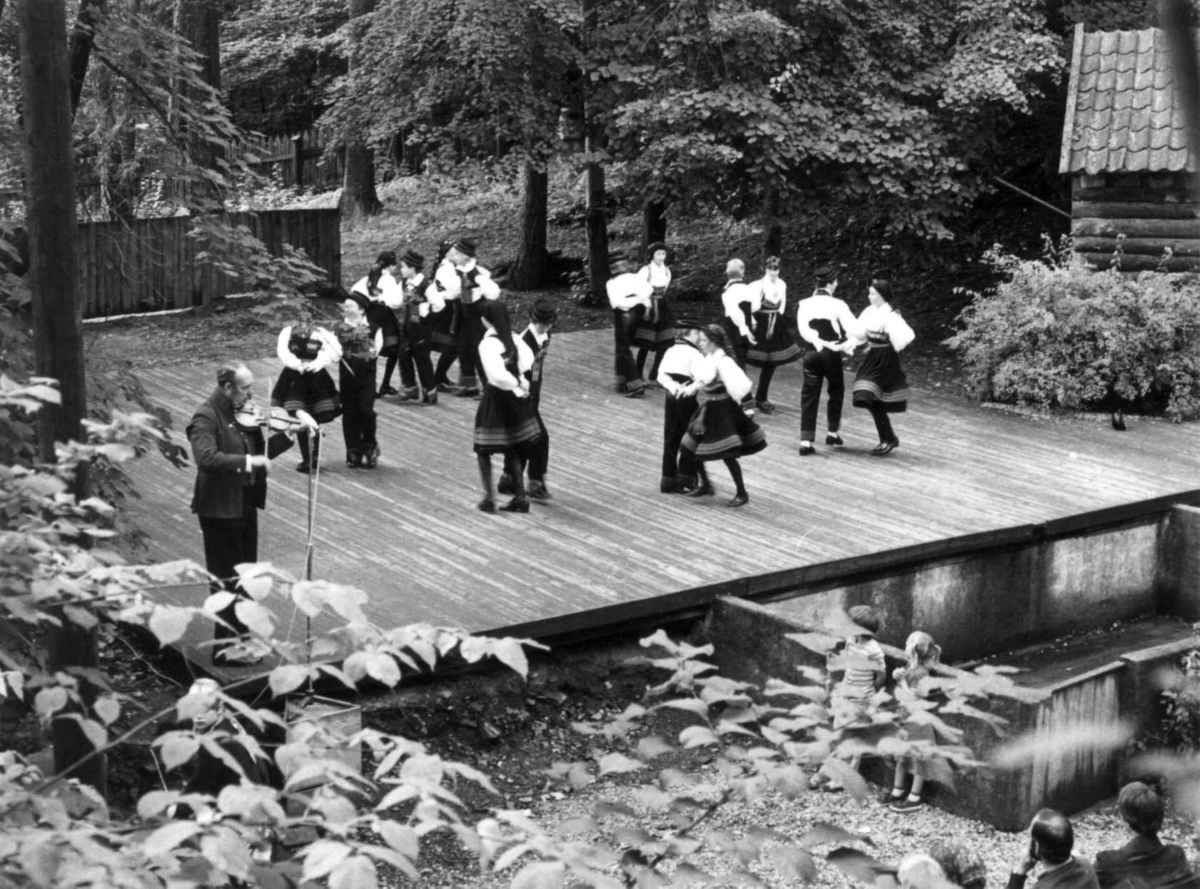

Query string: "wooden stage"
[124, 329, 1200, 666]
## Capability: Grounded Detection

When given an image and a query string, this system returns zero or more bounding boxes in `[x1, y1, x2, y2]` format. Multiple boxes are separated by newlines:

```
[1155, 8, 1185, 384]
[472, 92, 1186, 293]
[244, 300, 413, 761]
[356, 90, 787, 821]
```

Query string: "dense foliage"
[947, 243, 1200, 420]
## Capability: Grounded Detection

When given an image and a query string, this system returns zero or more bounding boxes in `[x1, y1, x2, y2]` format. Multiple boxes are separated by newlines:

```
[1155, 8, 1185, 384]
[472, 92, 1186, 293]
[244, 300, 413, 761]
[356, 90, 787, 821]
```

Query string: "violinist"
[336, 295, 383, 468]
[187, 362, 310, 666]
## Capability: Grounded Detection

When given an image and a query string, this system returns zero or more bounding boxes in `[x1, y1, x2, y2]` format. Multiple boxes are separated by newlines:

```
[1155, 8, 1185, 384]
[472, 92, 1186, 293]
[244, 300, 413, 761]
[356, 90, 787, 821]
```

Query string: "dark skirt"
[366, 302, 401, 357]
[429, 301, 461, 353]
[270, 367, 340, 423]
[852, 341, 909, 413]
[633, 296, 677, 347]
[680, 394, 767, 461]
[746, 311, 802, 367]
[473, 386, 544, 456]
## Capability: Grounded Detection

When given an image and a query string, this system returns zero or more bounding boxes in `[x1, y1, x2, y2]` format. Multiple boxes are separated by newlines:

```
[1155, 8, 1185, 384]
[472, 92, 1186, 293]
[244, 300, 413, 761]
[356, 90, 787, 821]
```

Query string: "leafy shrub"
[945, 240, 1200, 420]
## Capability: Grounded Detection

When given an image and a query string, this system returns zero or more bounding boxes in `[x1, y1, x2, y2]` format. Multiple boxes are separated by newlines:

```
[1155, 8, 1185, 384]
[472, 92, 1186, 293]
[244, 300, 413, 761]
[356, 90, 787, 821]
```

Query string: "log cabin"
[1060, 24, 1200, 273]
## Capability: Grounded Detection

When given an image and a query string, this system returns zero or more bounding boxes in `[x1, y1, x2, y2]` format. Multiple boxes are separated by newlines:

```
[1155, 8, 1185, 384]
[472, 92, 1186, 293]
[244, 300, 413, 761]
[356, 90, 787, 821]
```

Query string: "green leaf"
[512, 861, 565, 889]
[34, 687, 69, 718]
[268, 664, 311, 698]
[329, 854, 376, 889]
[143, 820, 203, 858]
[596, 752, 643, 776]
[93, 695, 120, 725]
[679, 725, 720, 748]
[157, 734, 200, 771]
[375, 819, 418, 861]
[149, 606, 193, 645]
[303, 839, 352, 881]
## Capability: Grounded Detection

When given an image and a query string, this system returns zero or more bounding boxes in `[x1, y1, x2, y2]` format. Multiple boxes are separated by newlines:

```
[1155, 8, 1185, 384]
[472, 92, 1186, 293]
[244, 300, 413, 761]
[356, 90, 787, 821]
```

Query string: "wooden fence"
[240, 127, 343, 191]
[78, 208, 341, 318]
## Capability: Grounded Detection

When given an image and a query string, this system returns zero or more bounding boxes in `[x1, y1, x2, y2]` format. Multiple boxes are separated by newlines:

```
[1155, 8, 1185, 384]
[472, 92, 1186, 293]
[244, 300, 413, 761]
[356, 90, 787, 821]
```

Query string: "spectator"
[1094, 781, 1197, 888]
[811, 604, 886, 791]
[897, 853, 956, 888]
[1007, 808, 1099, 888]
[882, 631, 943, 813]
[928, 840, 986, 889]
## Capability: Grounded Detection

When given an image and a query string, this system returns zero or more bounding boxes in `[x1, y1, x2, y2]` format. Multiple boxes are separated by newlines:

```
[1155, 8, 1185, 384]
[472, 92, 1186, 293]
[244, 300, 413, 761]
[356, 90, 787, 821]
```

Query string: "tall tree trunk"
[581, 0, 608, 303]
[510, 161, 549, 290]
[16, 0, 102, 795]
[175, 0, 222, 209]
[641, 200, 667, 255]
[68, 0, 103, 117]
[339, 0, 381, 218]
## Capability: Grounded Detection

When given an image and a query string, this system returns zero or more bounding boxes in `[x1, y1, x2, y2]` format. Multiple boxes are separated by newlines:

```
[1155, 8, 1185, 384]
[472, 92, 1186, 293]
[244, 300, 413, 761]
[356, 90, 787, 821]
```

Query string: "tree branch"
[69, 0, 104, 118]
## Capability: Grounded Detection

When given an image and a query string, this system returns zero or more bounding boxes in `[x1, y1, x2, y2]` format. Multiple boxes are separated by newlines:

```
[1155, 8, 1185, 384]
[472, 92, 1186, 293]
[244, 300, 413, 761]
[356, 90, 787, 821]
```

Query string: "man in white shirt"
[720, 258, 760, 369]
[796, 265, 859, 456]
[606, 260, 653, 397]
[656, 318, 709, 493]
[448, 237, 500, 398]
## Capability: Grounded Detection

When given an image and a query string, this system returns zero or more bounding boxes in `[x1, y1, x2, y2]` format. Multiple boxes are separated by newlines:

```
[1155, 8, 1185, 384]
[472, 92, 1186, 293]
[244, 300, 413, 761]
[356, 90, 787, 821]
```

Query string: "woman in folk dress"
[678, 324, 767, 508]
[351, 251, 402, 396]
[270, 318, 341, 474]
[849, 279, 914, 455]
[744, 256, 801, 414]
[473, 300, 542, 514]
[633, 242, 676, 383]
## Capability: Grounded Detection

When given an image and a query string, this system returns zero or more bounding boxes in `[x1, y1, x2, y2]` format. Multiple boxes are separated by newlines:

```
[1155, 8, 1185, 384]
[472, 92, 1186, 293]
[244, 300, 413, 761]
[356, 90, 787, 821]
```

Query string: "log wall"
[78, 208, 341, 318]
[1071, 171, 1200, 272]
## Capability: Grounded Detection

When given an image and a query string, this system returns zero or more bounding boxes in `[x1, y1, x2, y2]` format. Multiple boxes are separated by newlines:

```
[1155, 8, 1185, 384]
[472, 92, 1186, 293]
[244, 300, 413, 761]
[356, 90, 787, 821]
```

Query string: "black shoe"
[436, 382, 461, 395]
[422, 390, 438, 406]
[364, 445, 379, 469]
[528, 480, 552, 501]
[727, 493, 749, 508]
[660, 479, 683, 494]
[296, 461, 311, 474]
[498, 473, 516, 495]
[756, 400, 776, 414]
[870, 438, 899, 456]
[499, 498, 530, 513]
[455, 386, 481, 398]
[477, 498, 497, 513]
[345, 449, 361, 469]
[397, 386, 419, 401]
[378, 385, 399, 397]
[798, 444, 816, 457]
[825, 433, 844, 447]
[684, 484, 714, 498]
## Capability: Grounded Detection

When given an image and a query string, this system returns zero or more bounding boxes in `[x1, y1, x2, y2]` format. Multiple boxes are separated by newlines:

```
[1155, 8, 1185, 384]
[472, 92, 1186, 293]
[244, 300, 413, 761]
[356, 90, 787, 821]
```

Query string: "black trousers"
[662, 393, 698, 481]
[398, 317, 434, 391]
[340, 357, 377, 452]
[456, 301, 487, 387]
[526, 423, 550, 481]
[199, 489, 258, 651]
[800, 349, 844, 440]
[613, 307, 646, 391]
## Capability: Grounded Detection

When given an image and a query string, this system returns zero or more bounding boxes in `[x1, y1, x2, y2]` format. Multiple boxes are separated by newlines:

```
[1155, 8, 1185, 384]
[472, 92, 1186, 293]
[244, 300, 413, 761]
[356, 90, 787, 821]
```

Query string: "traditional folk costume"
[850, 303, 914, 455]
[656, 325, 707, 493]
[353, 268, 402, 393]
[271, 324, 341, 472]
[745, 274, 801, 412]
[498, 300, 557, 501]
[395, 250, 437, 404]
[454, 254, 501, 394]
[335, 308, 383, 468]
[721, 277, 761, 369]
[430, 254, 463, 391]
[474, 308, 542, 513]
[796, 282, 860, 453]
[679, 347, 766, 507]
[606, 270, 653, 396]
[633, 256, 676, 380]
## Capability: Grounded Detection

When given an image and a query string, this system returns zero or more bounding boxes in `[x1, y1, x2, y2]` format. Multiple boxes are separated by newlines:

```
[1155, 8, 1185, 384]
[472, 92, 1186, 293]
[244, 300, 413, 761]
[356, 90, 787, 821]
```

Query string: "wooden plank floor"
[125, 329, 1200, 661]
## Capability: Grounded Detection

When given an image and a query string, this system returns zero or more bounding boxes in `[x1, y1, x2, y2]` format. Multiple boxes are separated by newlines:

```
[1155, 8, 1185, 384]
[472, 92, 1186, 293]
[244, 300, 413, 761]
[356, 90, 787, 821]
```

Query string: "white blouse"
[853, 304, 915, 352]
[755, 276, 787, 313]
[606, 273, 653, 311]
[351, 271, 402, 309]
[640, 262, 672, 290]
[478, 332, 534, 391]
[721, 280, 761, 335]
[697, 350, 753, 402]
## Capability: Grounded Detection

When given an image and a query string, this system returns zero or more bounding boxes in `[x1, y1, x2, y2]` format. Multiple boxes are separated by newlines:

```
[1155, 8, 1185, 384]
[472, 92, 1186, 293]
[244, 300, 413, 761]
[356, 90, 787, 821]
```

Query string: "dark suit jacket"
[1007, 857, 1101, 889]
[1095, 835, 1198, 888]
[187, 389, 291, 519]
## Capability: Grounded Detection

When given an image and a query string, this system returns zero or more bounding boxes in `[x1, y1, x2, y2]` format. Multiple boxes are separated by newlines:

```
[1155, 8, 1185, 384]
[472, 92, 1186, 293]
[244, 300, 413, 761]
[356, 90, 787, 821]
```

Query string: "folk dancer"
[633, 242, 676, 384]
[606, 260, 653, 398]
[270, 318, 341, 473]
[678, 324, 767, 507]
[448, 237, 501, 397]
[187, 362, 306, 665]
[848, 279, 913, 456]
[474, 301, 542, 514]
[745, 256, 801, 414]
[351, 251, 402, 396]
[499, 299, 558, 501]
[796, 265, 860, 456]
[428, 239, 461, 393]
[656, 317, 708, 494]
[336, 294, 383, 468]
[720, 258, 760, 369]
[395, 249, 438, 405]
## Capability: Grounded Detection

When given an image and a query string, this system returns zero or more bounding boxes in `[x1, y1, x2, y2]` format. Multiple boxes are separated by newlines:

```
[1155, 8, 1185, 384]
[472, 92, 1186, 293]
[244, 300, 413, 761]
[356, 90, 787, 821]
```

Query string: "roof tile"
[1129, 125, 1152, 153]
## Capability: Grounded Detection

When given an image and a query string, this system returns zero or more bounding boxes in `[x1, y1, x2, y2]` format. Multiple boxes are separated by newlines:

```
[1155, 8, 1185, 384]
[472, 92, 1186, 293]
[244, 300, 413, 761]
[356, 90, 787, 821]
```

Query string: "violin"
[235, 402, 315, 434]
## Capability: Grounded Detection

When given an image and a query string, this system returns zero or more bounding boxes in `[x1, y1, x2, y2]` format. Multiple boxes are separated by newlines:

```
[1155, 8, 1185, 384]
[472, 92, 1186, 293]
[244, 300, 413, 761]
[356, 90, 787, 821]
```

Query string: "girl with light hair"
[881, 631, 943, 813]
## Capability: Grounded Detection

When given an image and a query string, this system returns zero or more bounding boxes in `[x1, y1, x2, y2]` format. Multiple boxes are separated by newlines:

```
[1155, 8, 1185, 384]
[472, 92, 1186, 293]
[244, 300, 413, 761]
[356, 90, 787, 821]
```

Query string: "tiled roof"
[1060, 26, 1199, 175]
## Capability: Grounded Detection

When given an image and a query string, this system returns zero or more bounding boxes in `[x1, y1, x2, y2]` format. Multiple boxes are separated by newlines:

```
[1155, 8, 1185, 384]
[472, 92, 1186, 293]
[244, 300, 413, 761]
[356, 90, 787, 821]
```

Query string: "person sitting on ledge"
[1094, 781, 1197, 888]
[1008, 808, 1099, 889]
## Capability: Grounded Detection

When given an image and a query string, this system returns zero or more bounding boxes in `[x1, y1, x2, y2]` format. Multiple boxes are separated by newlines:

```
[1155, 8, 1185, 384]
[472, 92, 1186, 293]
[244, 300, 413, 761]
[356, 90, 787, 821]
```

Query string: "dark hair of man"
[216, 362, 248, 389]
[1118, 782, 1164, 837]
[1030, 809, 1074, 865]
